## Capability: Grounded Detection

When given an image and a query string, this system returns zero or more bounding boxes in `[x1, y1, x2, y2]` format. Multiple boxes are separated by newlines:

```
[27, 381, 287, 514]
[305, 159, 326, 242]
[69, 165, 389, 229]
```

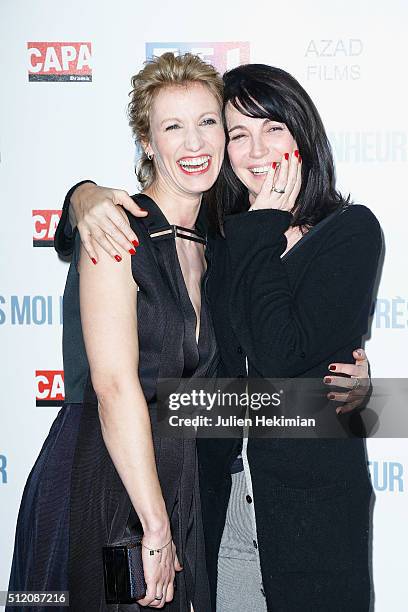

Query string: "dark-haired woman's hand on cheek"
[249, 148, 302, 213]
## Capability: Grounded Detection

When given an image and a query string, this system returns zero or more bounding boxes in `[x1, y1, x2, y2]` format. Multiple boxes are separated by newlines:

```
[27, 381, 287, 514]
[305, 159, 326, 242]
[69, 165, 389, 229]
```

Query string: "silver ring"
[154, 595, 163, 600]
[350, 378, 360, 390]
[272, 187, 285, 194]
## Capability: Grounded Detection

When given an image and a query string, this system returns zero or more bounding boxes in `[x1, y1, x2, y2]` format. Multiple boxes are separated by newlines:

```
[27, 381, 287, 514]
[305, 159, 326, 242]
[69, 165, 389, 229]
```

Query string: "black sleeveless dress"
[7, 194, 217, 612]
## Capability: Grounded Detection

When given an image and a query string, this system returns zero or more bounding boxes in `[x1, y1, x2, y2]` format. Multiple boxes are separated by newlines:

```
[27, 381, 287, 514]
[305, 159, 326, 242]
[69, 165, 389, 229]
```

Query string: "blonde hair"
[128, 52, 224, 188]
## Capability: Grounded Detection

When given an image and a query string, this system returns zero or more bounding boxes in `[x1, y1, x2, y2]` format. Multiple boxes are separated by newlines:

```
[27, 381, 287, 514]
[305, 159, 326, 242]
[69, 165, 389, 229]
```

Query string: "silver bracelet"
[142, 536, 172, 556]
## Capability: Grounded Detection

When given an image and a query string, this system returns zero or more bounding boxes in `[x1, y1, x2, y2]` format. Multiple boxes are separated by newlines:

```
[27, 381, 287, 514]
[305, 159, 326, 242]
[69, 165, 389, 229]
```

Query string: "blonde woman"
[7, 53, 225, 611]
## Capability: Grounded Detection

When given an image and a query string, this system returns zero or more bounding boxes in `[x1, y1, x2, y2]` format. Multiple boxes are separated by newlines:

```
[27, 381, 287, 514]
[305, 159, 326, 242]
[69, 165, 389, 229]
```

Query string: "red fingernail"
[272, 161, 277, 169]
[132, 239, 139, 247]
[324, 377, 331, 384]
[328, 393, 336, 400]
[139, 208, 148, 213]
[284, 153, 289, 160]
[91, 257, 97, 265]
[129, 248, 136, 255]
[114, 255, 122, 262]
[329, 365, 336, 371]
[294, 150, 299, 158]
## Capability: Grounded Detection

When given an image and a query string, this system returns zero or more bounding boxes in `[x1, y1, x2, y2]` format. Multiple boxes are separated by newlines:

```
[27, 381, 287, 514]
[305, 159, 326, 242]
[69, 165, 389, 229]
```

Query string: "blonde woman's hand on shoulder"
[71, 182, 147, 262]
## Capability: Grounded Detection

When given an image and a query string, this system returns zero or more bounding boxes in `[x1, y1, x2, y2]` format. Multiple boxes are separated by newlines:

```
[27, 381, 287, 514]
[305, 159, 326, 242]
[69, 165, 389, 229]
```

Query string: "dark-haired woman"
[197, 64, 381, 612]
[54, 62, 378, 611]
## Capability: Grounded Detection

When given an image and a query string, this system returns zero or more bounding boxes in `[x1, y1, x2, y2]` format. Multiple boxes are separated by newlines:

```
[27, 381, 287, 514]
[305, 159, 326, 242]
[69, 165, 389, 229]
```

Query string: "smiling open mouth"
[177, 155, 211, 174]
[249, 165, 271, 175]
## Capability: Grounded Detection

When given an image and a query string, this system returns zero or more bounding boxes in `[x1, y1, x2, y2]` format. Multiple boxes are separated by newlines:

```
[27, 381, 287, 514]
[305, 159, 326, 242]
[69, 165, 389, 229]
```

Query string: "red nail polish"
[329, 365, 336, 371]
[272, 161, 277, 169]
[129, 248, 136, 255]
[139, 208, 148, 213]
[294, 150, 299, 158]
[328, 393, 335, 400]
[132, 239, 139, 247]
[324, 377, 331, 384]
[114, 255, 122, 262]
[91, 257, 97, 265]
[284, 153, 289, 160]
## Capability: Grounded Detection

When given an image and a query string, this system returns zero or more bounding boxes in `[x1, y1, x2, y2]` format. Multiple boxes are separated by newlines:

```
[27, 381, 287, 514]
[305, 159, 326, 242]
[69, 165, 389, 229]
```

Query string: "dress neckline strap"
[131, 193, 206, 244]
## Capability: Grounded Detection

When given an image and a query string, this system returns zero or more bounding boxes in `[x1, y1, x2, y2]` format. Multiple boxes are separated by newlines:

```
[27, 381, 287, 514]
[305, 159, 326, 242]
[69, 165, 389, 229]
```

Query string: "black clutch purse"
[102, 505, 147, 604]
[102, 536, 147, 604]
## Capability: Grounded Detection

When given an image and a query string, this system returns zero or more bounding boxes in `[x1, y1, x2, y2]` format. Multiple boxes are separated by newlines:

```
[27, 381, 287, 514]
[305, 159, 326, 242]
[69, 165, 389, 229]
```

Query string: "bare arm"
[78, 240, 179, 607]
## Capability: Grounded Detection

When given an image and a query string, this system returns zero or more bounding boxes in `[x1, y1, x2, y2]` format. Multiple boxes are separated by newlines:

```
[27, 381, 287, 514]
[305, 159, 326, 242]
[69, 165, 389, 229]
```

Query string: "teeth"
[250, 165, 270, 174]
[178, 155, 210, 167]
[181, 160, 209, 173]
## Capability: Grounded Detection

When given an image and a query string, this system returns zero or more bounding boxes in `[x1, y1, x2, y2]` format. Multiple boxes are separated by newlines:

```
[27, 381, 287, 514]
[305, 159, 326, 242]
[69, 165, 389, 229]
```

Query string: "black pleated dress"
[7, 193, 217, 612]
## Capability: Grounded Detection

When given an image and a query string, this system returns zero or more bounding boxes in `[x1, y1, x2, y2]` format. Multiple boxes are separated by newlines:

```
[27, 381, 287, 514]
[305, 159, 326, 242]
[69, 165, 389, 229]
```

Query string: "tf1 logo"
[146, 42, 250, 74]
[27, 42, 92, 82]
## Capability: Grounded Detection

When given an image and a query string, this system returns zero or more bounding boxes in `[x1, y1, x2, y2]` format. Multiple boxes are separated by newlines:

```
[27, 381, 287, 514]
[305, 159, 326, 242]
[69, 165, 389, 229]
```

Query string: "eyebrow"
[228, 118, 279, 133]
[228, 124, 246, 133]
[160, 111, 220, 127]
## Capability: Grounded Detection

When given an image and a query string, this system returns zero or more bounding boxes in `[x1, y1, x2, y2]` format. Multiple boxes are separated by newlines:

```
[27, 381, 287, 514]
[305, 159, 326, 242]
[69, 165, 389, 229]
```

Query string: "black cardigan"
[198, 203, 382, 611]
[207, 204, 381, 380]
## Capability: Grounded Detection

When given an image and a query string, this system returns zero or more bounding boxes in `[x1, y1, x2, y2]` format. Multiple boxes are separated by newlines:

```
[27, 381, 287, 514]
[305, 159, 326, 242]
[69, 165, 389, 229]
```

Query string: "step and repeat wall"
[0, 1, 407, 609]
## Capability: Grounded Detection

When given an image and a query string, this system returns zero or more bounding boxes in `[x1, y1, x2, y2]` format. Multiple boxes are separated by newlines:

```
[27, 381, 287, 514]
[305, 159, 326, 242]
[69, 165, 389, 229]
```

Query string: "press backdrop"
[0, 1, 407, 609]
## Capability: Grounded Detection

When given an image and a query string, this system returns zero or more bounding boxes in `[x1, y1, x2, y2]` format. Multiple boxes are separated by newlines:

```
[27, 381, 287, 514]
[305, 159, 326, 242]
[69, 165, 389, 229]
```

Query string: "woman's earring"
[147, 151, 153, 161]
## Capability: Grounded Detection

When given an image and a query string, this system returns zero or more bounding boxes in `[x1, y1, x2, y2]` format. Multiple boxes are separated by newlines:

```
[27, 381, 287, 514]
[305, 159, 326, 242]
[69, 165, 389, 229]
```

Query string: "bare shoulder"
[78, 240, 137, 293]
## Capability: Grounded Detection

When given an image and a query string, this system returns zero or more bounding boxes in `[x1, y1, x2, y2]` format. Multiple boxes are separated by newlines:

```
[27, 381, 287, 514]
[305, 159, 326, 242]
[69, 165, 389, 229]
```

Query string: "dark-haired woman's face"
[225, 102, 297, 198]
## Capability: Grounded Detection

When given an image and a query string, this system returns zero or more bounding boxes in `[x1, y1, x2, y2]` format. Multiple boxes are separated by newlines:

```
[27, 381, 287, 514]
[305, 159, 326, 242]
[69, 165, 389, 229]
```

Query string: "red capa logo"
[36, 370, 65, 406]
[33, 210, 62, 247]
[27, 42, 92, 82]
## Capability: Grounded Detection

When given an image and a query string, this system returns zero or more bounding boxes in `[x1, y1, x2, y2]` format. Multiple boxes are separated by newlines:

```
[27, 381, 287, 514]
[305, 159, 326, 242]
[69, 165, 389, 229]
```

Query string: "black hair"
[205, 63, 350, 234]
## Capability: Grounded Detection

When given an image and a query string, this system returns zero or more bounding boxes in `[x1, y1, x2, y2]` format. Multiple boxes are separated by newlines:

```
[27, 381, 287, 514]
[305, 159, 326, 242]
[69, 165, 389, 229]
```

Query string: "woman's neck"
[143, 182, 202, 229]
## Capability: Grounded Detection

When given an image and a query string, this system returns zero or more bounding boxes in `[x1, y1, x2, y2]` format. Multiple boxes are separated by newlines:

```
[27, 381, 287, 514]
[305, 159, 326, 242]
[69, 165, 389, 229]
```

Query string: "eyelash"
[201, 117, 217, 126]
[165, 118, 217, 131]
[230, 126, 284, 141]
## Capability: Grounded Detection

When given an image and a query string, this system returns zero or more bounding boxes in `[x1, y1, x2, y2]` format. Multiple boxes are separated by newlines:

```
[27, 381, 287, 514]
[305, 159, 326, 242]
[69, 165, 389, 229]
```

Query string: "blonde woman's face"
[147, 82, 225, 197]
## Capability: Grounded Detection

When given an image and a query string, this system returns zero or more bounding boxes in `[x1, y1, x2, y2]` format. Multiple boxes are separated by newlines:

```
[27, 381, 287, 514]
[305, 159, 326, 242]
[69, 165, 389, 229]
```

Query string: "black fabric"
[9, 193, 217, 612]
[54, 181, 99, 403]
[67, 194, 217, 611]
[68, 194, 217, 611]
[6, 404, 82, 612]
[59, 231, 89, 403]
[54, 179, 96, 257]
[198, 204, 382, 611]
